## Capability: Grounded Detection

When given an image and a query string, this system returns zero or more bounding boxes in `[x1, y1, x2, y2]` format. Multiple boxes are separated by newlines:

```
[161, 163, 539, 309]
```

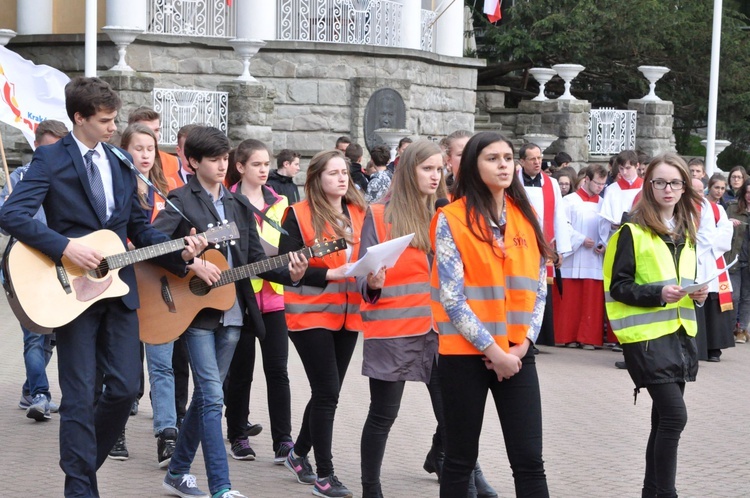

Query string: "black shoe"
[423, 442, 444, 482]
[615, 361, 627, 369]
[474, 462, 498, 498]
[157, 428, 178, 469]
[130, 400, 139, 416]
[467, 468, 478, 498]
[362, 483, 383, 498]
[707, 356, 721, 362]
[245, 422, 263, 437]
[108, 430, 129, 460]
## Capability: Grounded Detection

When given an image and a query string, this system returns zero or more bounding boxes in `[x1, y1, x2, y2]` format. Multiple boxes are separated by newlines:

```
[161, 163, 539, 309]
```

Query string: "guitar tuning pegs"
[223, 219, 229, 224]
[215, 243, 220, 249]
[207, 223, 214, 229]
[230, 240, 236, 246]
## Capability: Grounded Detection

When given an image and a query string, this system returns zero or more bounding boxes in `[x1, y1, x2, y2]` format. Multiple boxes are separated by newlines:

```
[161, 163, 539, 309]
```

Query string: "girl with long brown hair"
[604, 153, 707, 498]
[278, 149, 366, 498]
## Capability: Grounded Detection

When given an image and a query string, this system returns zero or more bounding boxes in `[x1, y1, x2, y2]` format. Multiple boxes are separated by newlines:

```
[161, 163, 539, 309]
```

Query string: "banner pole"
[0, 129, 11, 195]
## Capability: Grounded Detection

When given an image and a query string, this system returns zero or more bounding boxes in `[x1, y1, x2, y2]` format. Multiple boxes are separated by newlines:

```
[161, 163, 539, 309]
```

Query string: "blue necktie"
[84, 149, 108, 224]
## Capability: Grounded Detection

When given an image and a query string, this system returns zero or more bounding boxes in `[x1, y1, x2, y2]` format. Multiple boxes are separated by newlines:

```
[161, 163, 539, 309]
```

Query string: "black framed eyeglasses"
[651, 179, 685, 191]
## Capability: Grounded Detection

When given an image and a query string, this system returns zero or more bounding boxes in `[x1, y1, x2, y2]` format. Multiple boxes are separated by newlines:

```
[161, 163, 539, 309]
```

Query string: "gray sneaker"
[26, 394, 51, 421]
[163, 472, 209, 498]
[18, 394, 33, 410]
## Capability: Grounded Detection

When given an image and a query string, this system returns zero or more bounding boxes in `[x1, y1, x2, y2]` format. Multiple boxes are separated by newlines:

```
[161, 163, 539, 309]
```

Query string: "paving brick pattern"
[1, 296, 748, 497]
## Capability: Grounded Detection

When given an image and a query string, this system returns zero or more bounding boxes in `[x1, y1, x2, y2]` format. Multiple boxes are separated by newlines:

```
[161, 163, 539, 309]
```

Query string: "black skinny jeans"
[360, 357, 446, 489]
[439, 350, 548, 498]
[642, 382, 687, 498]
[290, 327, 359, 478]
[224, 310, 292, 448]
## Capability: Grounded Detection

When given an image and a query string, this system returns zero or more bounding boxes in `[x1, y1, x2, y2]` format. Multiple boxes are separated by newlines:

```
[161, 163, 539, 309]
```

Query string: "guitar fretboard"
[105, 239, 187, 269]
[212, 246, 314, 289]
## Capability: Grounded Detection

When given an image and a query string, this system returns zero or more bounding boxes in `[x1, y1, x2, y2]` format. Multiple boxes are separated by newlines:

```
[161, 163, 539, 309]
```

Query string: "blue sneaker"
[18, 394, 33, 410]
[26, 394, 50, 421]
[162, 472, 209, 498]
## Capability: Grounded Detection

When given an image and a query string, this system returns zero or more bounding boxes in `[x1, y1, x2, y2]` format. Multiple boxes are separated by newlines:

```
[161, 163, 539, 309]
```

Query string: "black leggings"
[642, 382, 687, 498]
[360, 357, 445, 488]
[224, 310, 292, 447]
[439, 350, 548, 498]
[290, 328, 359, 478]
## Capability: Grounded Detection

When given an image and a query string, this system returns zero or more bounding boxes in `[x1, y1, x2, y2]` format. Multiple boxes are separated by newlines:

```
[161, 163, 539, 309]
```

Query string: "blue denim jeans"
[168, 325, 240, 495]
[145, 341, 177, 435]
[22, 326, 54, 399]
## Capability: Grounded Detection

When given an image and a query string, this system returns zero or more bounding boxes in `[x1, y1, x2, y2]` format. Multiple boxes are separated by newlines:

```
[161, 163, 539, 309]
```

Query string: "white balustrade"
[146, 0, 236, 38]
[277, 0, 403, 46]
[152, 88, 229, 146]
[587, 108, 637, 155]
[421, 9, 436, 52]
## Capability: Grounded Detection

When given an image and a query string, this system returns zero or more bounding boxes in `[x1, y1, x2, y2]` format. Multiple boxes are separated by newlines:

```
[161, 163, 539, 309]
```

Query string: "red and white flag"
[484, 0, 502, 22]
[0, 47, 71, 148]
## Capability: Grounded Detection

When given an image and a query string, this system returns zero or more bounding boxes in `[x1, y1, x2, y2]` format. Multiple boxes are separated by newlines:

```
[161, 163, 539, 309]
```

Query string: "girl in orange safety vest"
[278, 149, 366, 498]
[431, 131, 552, 497]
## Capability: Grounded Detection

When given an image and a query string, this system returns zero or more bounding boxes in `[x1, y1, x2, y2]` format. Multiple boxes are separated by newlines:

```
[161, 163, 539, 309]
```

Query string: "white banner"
[0, 47, 71, 148]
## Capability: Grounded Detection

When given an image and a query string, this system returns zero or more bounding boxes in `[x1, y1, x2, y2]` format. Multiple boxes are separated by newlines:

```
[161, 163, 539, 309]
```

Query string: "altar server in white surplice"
[554, 164, 608, 348]
[518, 143, 572, 347]
[599, 150, 644, 246]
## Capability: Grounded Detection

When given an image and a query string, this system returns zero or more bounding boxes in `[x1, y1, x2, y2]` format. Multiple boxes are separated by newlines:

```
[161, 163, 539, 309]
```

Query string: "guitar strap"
[247, 201, 289, 236]
[104, 143, 195, 227]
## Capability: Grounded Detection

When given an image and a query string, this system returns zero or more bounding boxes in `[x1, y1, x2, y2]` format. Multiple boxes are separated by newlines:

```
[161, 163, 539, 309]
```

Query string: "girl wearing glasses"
[604, 153, 707, 498]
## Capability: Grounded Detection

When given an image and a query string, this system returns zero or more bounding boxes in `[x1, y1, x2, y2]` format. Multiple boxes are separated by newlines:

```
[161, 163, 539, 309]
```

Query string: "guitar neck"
[213, 246, 313, 288]
[105, 239, 190, 269]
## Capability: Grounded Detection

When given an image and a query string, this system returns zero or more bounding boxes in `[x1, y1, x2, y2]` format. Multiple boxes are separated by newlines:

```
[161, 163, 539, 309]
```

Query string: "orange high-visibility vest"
[360, 204, 433, 340]
[283, 200, 365, 332]
[430, 197, 540, 355]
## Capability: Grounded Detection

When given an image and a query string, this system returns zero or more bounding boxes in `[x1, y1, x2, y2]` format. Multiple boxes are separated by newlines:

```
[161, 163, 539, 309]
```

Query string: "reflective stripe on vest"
[283, 200, 365, 332]
[251, 199, 288, 296]
[603, 223, 697, 344]
[430, 197, 540, 355]
[360, 204, 433, 339]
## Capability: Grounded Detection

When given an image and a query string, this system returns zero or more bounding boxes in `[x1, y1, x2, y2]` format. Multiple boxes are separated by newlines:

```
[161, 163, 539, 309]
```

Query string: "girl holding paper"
[432, 132, 550, 497]
[358, 140, 497, 498]
[604, 153, 707, 498]
[278, 149, 366, 498]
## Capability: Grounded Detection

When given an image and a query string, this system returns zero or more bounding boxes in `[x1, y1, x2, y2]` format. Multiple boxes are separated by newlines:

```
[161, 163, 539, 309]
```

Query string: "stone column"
[435, 0, 463, 57]
[516, 99, 591, 163]
[236, 0, 277, 40]
[217, 81, 276, 146]
[628, 99, 676, 157]
[106, 0, 148, 29]
[17, 0, 53, 34]
[400, 0, 421, 50]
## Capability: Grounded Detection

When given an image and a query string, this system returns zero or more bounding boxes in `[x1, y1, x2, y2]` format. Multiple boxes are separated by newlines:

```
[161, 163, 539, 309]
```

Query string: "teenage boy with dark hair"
[0, 76, 206, 497]
[335, 135, 351, 152]
[267, 148, 301, 203]
[154, 126, 307, 498]
[344, 142, 369, 192]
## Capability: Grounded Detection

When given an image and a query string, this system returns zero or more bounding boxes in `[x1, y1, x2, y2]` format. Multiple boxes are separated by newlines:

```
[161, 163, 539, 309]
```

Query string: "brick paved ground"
[1, 296, 748, 497]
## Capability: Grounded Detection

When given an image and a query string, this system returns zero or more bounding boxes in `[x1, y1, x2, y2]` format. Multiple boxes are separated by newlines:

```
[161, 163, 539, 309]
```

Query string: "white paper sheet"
[343, 233, 415, 278]
[681, 255, 738, 293]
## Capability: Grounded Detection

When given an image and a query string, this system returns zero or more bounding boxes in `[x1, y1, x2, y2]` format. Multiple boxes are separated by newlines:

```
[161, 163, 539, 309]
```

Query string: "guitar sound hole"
[189, 276, 211, 296]
[89, 261, 110, 279]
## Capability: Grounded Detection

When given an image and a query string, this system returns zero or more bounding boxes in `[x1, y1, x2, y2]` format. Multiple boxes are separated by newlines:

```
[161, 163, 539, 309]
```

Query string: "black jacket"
[152, 176, 292, 335]
[611, 224, 698, 390]
[266, 170, 300, 204]
[349, 162, 369, 193]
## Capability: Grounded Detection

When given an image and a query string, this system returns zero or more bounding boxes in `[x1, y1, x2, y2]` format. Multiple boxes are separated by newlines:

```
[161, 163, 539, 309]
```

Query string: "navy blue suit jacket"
[0, 132, 182, 310]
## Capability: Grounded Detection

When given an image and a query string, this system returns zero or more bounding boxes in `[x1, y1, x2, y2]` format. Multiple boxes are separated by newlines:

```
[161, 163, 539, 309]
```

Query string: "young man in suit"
[153, 126, 306, 498]
[0, 76, 207, 498]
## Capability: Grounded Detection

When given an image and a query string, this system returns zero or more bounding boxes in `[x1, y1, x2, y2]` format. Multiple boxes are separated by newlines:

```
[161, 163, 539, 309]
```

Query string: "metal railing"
[146, 0, 236, 38]
[152, 88, 229, 146]
[421, 8, 436, 52]
[587, 108, 637, 155]
[277, 0, 402, 46]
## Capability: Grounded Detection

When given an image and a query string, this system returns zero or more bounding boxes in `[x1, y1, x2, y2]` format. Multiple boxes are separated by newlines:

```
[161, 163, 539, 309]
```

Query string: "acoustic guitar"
[136, 238, 346, 345]
[1, 223, 239, 334]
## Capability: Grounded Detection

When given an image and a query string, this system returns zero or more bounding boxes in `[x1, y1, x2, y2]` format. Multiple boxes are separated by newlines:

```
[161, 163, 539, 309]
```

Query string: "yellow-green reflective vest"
[251, 199, 288, 296]
[603, 223, 697, 344]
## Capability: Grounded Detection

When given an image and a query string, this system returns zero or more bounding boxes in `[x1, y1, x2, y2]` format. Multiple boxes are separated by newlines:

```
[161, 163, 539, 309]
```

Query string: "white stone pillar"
[400, 0, 421, 50]
[435, 0, 464, 57]
[106, 0, 148, 29]
[17, 0, 53, 34]
[236, 0, 277, 40]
